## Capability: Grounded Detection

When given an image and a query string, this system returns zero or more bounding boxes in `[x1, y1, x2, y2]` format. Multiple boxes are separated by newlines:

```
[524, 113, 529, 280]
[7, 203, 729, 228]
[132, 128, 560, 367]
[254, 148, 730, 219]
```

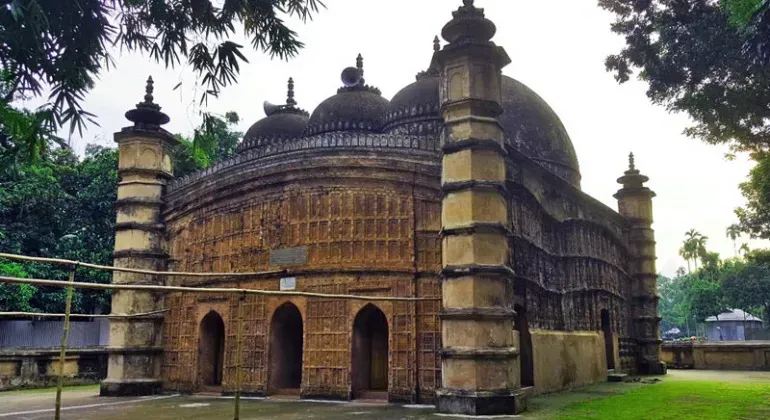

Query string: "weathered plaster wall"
[530, 330, 607, 395]
[662, 341, 770, 370]
[0, 348, 107, 391]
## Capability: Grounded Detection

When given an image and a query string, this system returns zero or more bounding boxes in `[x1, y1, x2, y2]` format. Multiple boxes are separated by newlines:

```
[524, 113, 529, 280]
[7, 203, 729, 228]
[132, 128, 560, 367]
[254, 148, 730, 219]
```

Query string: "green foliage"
[0, 0, 323, 135]
[0, 133, 117, 313]
[599, 0, 770, 151]
[601, 0, 770, 240]
[1, 94, 242, 312]
[735, 151, 770, 238]
[660, 239, 770, 334]
[722, 0, 765, 27]
[171, 112, 242, 177]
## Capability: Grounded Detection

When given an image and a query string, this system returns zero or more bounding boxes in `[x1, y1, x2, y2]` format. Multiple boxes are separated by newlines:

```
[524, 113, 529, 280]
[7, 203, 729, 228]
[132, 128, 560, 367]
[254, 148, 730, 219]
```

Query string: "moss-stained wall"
[662, 341, 770, 370]
[531, 330, 607, 395]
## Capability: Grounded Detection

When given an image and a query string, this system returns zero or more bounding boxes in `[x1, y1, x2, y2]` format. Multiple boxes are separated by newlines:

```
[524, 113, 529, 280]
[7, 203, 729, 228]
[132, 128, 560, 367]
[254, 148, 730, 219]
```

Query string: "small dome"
[244, 110, 309, 140]
[238, 77, 310, 153]
[383, 75, 441, 135]
[305, 89, 389, 135]
[382, 74, 581, 187]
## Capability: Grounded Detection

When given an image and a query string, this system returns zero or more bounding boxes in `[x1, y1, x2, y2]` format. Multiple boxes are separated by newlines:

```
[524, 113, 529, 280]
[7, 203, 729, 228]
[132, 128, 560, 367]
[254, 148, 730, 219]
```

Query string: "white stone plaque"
[280, 277, 296, 291]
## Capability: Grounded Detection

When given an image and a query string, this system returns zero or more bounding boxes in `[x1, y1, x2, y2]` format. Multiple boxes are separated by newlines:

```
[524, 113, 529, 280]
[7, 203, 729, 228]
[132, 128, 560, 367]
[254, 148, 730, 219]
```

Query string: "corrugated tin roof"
[705, 308, 763, 322]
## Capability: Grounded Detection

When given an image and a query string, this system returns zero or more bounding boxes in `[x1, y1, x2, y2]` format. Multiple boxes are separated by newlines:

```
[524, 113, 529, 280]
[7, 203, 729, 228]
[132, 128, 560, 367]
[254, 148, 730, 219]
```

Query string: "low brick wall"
[0, 347, 108, 391]
[662, 341, 770, 370]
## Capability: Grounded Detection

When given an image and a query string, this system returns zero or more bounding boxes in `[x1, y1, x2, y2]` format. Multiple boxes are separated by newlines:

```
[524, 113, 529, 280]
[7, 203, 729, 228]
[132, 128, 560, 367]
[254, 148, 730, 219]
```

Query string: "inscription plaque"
[269, 246, 308, 267]
[280, 277, 297, 291]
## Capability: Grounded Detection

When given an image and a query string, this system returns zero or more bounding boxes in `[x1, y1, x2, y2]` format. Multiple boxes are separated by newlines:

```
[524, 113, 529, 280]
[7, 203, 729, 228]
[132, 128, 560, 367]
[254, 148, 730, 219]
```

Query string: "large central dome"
[385, 74, 581, 187]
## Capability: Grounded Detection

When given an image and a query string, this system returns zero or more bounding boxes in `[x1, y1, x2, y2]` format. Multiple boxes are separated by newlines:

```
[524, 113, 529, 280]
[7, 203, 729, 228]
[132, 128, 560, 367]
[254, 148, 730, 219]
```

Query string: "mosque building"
[101, 0, 665, 414]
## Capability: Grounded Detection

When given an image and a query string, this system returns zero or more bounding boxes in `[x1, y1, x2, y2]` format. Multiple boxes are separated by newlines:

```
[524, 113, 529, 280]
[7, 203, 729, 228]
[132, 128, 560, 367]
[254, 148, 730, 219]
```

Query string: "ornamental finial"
[143, 76, 155, 105]
[463, 0, 474, 6]
[287, 77, 296, 106]
[124, 75, 169, 127]
[356, 53, 364, 77]
[433, 35, 441, 53]
[629, 152, 636, 171]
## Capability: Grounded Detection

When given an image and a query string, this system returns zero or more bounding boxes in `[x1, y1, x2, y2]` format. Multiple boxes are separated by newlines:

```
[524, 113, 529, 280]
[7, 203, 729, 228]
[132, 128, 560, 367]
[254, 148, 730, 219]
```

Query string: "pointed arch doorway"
[269, 302, 304, 394]
[198, 311, 225, 389]
[351, 304, 389, 399]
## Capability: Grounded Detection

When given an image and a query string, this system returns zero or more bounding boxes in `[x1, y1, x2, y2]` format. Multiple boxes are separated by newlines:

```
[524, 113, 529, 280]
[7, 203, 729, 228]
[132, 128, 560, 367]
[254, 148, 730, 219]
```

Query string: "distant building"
[705, 309, 763, 341]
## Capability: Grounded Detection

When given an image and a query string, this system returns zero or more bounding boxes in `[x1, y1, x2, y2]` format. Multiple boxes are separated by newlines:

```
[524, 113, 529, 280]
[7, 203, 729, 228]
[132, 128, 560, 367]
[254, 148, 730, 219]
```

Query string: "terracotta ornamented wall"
[160, 154, 444, 402]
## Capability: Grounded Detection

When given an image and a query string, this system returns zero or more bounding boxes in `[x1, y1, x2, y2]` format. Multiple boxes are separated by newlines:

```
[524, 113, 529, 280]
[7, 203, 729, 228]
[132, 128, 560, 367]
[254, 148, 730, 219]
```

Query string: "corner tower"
[435, 1, 525, 415]
[614, 153, 666, 375]
[101, 77, 178, 396]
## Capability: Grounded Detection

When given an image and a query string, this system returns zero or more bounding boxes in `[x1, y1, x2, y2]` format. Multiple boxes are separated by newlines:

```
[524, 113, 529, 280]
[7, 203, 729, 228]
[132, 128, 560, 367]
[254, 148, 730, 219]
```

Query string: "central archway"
[269, 302, 304, 393]
[199, 311, 225, 388]
[352, 304, 389, 398]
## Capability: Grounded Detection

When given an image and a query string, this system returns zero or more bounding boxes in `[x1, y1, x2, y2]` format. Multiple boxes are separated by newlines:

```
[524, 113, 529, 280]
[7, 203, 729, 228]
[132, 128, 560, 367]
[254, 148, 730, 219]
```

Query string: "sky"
[22, 0, 768, 276]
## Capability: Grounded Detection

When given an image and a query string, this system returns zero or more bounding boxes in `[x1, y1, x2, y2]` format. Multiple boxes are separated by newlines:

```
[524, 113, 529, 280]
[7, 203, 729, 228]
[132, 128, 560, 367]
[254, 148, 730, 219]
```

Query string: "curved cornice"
[168, 133, 440, 193]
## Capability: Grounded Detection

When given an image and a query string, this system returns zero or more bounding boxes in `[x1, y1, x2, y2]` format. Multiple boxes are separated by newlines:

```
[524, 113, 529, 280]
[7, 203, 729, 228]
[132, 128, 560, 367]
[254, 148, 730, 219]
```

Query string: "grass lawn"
[1, 371, 769, 419]
[536, 372, 770, 419]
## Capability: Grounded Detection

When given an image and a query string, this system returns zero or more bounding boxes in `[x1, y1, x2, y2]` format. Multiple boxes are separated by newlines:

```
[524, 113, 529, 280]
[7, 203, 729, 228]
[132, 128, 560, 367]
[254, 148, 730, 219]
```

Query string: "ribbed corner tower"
[614, 153, 667, 375]
[435, 0, 526, 415]
[100, 77, 179, 396]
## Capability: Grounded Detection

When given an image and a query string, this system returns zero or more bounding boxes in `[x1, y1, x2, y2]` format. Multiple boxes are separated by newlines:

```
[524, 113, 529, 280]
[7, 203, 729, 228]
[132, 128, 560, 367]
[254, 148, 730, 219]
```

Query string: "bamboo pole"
[234, 293, 245, 420]
[0, 275, 440, 302]
[54, 267, 77, 420]
[0, 252, 280, 278]
[0, 309, 168, 319]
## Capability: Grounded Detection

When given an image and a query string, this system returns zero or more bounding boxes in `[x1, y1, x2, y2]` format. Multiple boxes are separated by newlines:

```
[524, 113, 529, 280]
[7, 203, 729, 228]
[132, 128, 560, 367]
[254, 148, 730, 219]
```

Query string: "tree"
[171, 111, 242, 177]
[0, 0, 323, 135]
[679, 229, 709, 272]
[735, 151, 770, 238]
[600, 1, 770, 239]
[726, 224, 742, 257]
[720, 257, 770, 323]
[740, 243, 752, 255]
[599, 0, 770, 152]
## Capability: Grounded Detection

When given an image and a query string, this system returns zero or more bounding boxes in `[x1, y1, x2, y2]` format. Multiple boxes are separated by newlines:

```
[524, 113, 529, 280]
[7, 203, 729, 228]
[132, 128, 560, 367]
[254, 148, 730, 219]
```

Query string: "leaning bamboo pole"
[234, 294, 244, 420]
[0, 275, 440, 302]
[54, 267, 76, 420]
[0, 253, 280, 278]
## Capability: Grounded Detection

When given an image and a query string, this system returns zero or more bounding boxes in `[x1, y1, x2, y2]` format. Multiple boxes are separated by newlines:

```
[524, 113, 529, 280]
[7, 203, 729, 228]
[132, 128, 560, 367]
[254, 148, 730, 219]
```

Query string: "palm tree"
[679, 242, 692, 274]
[684, 229, 708, 271]
[739, 243, 751, 256]
[726, 225, 741, 257]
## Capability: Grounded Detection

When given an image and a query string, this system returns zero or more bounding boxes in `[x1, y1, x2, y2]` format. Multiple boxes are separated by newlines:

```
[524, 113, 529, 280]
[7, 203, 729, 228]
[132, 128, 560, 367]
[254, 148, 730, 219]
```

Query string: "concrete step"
[608, 372, 628, 382]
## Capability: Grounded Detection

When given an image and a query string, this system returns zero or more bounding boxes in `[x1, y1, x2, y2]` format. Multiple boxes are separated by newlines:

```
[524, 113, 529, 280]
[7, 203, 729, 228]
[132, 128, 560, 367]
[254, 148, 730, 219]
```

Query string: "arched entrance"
[601, 309, 615, 370]
[351, 304, 389, 398]
[514, 304, 534, 387]
[198, 311, 225, 388]
[269, 302, 304, 393]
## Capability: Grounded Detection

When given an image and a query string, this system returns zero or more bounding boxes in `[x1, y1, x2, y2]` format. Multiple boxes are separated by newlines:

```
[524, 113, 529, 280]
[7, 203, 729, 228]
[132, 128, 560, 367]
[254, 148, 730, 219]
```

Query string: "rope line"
[0, 275, 440, 302]
[0, 309, 168, 319]
[0, 253, 282, 278]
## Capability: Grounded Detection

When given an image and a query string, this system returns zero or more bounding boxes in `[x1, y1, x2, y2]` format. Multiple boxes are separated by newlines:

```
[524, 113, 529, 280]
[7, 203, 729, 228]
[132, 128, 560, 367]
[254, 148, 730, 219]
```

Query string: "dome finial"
[356, 53, 364, 78]
[463, 0, 474, 6]
[124, 75, 169, 127]
[286, 77, 297, 106]
[628, 152, 636, 171]
[433, 35, 441, 53]
[143, 76, 155, 105]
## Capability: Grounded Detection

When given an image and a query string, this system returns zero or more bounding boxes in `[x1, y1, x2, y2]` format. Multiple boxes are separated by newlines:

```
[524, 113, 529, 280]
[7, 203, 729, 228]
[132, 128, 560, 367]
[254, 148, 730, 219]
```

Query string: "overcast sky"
[24, 0, 768, 276]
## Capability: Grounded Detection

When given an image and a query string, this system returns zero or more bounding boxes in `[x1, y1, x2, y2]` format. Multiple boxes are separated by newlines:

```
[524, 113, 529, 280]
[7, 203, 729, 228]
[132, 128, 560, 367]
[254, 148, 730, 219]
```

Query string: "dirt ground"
[1, 370, 769, 420]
